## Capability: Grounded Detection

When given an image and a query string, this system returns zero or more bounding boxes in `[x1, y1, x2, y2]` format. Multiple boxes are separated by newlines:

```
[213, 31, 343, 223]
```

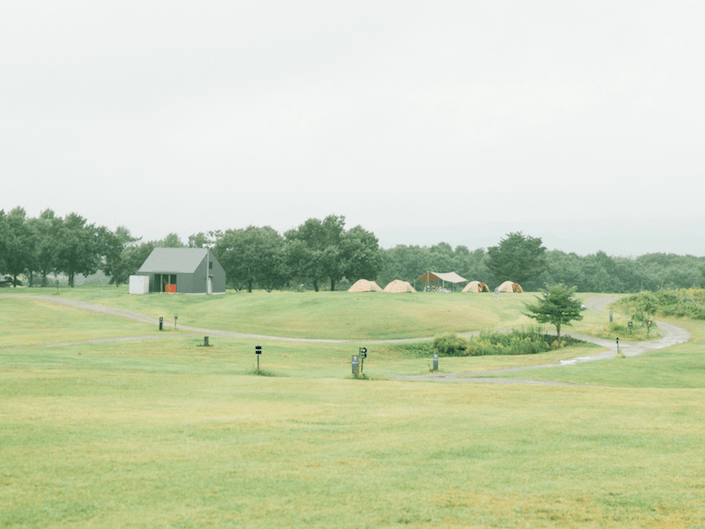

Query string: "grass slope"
[7, 286, 534, 339]
[0, 296, 167, 347]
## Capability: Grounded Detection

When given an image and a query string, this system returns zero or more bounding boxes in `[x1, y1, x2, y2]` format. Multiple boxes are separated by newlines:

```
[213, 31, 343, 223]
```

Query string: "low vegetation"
[613, 288, 705, 320]
[433, 329, 584, 357]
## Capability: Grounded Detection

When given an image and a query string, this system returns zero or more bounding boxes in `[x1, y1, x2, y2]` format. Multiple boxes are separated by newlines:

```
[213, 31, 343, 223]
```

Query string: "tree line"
[1, 207, 704, 292]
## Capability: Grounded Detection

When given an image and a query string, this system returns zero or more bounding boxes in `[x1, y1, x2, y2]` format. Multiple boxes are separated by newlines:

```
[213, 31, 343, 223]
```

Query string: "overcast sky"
[2, 1, 704, 256]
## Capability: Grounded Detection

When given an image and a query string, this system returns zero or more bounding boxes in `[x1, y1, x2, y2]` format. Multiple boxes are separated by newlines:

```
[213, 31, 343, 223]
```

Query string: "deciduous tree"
[523, 283, 584, 339]
[3, 207, 35, 287]
[54, 213, 102, 287]
[487, 232, 547, 286]
[102, 226, 139, 287]
[214, 226, 288, 292]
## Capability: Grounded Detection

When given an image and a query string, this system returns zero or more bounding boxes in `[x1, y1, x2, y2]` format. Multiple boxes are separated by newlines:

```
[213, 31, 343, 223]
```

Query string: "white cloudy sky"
[2, 1, 704, 256]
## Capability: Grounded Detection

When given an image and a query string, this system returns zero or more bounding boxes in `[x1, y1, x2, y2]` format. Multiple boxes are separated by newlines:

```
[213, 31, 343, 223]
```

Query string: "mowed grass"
[0, 296, 169, 348]
[2, 370, 704, 528]
[2, 292, 705, 527]
[8, 286, 535, 339]
[477, 319, 705, 389]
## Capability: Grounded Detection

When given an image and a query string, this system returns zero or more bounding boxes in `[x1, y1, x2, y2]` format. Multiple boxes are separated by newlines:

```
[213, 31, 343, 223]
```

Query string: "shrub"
[614, 289, 705, 320]
[466, 328, 582, 356]
[433, 333, 470, 357]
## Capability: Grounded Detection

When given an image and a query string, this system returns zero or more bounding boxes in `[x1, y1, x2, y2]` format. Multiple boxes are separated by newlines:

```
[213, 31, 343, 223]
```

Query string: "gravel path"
[2, 294, 692, 385]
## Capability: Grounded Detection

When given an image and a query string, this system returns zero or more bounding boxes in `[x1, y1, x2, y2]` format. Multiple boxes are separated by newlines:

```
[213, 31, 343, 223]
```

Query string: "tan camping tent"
[462, 281, 490, 293]
[347, 279, 383, 292]
[383, 280, 417, 293]
[496, 281, 524, 293]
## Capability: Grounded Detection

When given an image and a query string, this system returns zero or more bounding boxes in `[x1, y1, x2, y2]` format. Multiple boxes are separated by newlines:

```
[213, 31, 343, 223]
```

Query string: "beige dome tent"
[462, 281, 490, 293]
[347, 279, 383, 292]
[496, 281, 524, 293]
[383, 280, 417, 293]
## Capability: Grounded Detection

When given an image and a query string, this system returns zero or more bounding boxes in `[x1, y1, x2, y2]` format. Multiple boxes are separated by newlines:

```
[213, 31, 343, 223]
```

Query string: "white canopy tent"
[416, 271, 468, 292]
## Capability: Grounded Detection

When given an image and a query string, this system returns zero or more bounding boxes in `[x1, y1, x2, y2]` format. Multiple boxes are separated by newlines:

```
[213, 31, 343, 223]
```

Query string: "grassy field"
[0, 296, 170, 348]
[6, 286, 537, 339]
[1, 289, 704, 527]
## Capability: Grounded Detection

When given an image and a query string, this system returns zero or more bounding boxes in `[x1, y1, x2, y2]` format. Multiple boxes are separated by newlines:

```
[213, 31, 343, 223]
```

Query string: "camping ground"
[1, 287, 704, 528]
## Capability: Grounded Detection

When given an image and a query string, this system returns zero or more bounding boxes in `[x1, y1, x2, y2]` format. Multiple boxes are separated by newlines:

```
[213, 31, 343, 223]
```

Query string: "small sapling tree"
[524, 283, 585, 339]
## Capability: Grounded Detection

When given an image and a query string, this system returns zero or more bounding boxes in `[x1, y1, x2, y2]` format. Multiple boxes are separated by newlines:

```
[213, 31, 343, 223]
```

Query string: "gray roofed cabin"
[136, 248, 226, 294]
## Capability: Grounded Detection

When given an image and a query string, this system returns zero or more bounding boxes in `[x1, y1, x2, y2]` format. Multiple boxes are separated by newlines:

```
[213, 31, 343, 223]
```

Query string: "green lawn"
[7, 286, 537, 339]
[475, 319, 705, 389]
[0, 296, 170, 347]
[1, 290, 704, 527]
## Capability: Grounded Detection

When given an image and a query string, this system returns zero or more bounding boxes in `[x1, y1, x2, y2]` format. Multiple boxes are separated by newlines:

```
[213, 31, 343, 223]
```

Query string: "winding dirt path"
[1, 294, 692, 385]
[388, 295, 692, 384]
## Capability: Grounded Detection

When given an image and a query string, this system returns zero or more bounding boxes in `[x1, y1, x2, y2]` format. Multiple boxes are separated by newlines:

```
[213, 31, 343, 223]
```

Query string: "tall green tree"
[486, 232, 547, 287]
[284, 215, 346, 291]
[54, 213, 102, 287]
[340, 225, 383, 283]
[3, 207, 36, 287]
[102, 226, 139, 287]
[214, 226, 288, 292]
[523, 283, 584, 339]
[0, 210, 7, 276]
[29, 209, 62, 287]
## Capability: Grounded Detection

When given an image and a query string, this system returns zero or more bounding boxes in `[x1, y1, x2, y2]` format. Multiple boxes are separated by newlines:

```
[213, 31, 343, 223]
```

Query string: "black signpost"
[256, 345, 262, 371]
[159, 317, 163, 331]
[616, 337, 620, 355]
[359, 347, 367, 374]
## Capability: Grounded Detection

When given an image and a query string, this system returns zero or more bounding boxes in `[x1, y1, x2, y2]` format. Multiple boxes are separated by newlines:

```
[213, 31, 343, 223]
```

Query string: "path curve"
[1, 294, 692, 385]
[389, 295, 692, 384]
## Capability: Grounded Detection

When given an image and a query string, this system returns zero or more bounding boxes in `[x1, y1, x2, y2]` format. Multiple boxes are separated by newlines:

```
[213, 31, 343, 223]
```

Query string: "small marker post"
[359, 347, 367, 373]
[255, 345, 262, 371]
[174, 313, 178, 329]
[616, 337, 620, 355]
